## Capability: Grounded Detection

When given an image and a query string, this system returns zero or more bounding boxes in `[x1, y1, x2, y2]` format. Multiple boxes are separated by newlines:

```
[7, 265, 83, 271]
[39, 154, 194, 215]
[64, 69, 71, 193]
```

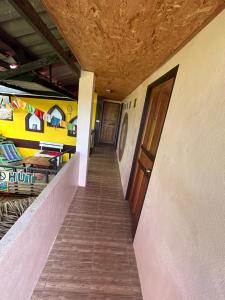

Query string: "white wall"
[117, 10, 225, 300]
[77, 71, 95, 186]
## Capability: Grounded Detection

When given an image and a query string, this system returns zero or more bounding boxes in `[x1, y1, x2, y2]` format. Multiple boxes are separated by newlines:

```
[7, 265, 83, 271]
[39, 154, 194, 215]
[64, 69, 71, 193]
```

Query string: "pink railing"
[0, 154, 79, 300]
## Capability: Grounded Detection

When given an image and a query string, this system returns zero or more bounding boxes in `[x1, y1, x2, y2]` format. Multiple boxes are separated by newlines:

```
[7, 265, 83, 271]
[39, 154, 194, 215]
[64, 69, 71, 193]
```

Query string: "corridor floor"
[31, 146, 143, 300]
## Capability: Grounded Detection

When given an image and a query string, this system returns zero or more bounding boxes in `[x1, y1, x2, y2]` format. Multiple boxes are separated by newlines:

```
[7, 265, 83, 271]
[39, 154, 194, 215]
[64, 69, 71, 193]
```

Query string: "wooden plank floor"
[31, 146, 143, 300]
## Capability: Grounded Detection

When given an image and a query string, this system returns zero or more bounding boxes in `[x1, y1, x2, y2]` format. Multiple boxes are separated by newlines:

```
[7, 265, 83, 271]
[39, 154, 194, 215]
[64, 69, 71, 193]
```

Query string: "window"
[68, 116, 77, 137]
[25, 113, 44, 132]
[47, 105, 66, 128]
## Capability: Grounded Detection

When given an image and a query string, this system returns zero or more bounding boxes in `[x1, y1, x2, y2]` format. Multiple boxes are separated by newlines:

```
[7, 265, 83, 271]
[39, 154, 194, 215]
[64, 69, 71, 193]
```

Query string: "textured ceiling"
[43, 0, 225, 100]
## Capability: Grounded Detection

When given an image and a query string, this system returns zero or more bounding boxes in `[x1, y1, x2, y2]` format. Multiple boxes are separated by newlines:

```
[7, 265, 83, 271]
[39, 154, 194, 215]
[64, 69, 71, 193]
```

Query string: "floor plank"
[31, 146, 142, 300]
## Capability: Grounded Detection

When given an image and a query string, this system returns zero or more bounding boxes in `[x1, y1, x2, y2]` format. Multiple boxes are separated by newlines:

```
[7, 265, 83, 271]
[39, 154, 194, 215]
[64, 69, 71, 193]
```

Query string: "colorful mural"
[0, 93, 98, 160]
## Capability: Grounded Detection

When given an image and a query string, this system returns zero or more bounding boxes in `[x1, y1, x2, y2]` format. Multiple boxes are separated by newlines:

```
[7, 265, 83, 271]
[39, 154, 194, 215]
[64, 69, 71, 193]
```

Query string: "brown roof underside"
[43, 0, 225, 100]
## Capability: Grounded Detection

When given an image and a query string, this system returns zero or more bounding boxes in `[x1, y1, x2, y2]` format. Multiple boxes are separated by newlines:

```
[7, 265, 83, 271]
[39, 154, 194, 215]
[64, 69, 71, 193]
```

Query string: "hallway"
[31, 146, 142, 300]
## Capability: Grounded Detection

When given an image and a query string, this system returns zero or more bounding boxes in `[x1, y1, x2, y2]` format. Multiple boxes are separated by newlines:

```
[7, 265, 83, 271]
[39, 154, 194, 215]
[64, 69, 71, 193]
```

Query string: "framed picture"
[68, 116, 77, 137]
[47, 105, 66, 128]
[25, 113, 44, 133]
[0, 95, 13, 121]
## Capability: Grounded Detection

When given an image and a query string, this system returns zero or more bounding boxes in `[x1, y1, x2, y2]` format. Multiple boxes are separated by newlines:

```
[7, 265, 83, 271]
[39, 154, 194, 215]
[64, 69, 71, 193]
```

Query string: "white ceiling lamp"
[9, 63, 18, 69]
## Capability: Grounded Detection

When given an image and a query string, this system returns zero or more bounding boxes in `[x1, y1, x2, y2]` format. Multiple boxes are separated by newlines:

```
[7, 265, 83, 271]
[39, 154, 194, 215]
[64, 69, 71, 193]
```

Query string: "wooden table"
[22, 156, 51, 168]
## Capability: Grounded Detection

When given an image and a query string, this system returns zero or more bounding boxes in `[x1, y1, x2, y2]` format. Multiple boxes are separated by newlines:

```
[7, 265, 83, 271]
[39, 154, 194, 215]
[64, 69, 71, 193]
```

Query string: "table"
[22, 156, 52, 183]
[22, 156, 51, 168]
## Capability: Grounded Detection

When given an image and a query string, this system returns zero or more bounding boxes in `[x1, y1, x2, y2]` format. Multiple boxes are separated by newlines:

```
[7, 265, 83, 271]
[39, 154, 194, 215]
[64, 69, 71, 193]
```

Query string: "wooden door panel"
[100, 102, 120, 144]
[142, 86, 161, 148]
[100, 125, 116, 143]
[131, 166, 149, 230]
[139, 150, 154, 171]
[128, 68, 178, 236]
[147, 79, 174, 155]
[129, 150, 153, 221]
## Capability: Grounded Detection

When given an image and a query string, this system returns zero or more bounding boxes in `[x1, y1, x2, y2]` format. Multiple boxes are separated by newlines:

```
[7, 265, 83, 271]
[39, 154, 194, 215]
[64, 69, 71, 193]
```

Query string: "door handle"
[145, 169, 152, 174]
[138, 159, 152, 177]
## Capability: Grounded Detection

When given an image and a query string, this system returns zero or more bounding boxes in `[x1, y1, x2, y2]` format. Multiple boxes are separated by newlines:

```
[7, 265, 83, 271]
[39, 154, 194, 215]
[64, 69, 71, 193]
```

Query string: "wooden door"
[100, 102, 120, 145]
[128, 69, 177, 234]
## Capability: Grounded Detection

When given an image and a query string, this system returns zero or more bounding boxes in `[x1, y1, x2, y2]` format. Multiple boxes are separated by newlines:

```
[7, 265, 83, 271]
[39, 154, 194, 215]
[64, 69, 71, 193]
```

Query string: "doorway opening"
[126, 66, 179, 235]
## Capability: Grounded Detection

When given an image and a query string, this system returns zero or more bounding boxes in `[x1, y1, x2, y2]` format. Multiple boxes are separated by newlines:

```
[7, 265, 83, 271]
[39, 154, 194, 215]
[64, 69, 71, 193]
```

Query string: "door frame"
[126, 65, 179, 200]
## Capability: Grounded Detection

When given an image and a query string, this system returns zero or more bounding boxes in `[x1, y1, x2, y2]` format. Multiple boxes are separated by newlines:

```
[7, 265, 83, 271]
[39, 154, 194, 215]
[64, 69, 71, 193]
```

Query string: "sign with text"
[0, 181, 8, 192]
[0, 170, 36, 185]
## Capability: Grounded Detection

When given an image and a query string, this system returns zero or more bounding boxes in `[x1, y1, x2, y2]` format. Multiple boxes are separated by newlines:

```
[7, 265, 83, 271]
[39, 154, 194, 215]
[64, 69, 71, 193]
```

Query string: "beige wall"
[117, 10, 225, 300]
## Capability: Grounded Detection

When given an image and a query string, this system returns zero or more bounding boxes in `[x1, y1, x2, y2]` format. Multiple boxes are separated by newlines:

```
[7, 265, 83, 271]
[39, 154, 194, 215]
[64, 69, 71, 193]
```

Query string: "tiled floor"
[31, 146, 143, 300]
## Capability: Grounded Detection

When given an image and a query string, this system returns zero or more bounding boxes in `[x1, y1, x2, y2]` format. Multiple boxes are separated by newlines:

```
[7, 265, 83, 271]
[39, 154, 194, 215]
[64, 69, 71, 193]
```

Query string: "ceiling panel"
[43, 0, 225, 100]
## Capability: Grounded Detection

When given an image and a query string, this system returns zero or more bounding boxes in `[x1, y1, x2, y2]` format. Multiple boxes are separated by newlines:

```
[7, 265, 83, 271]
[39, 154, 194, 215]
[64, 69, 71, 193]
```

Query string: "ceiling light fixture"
[9, 63, 18, 69]
[106, 89, 111, 93]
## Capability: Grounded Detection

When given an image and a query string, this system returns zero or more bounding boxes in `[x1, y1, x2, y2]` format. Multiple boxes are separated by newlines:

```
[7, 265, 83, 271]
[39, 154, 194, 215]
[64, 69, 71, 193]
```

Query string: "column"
[76, 70, 95, 186]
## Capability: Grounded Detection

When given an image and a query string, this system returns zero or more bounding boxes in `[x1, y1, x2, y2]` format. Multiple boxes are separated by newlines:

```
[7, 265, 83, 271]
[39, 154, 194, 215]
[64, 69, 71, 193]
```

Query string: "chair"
[0, 142, 23, 163]
[35, 141, 64, 167]
[0, 155, 8, 165]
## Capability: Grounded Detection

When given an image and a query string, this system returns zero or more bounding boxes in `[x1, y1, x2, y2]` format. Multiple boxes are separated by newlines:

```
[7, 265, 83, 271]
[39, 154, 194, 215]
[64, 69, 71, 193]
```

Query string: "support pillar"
[76, 71, 95, 186]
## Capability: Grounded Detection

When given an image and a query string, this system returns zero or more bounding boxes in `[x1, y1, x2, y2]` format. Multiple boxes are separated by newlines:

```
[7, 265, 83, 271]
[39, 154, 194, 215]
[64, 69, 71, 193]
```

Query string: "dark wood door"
[100, 102, 120, 145]
[128, 72, 177, 234]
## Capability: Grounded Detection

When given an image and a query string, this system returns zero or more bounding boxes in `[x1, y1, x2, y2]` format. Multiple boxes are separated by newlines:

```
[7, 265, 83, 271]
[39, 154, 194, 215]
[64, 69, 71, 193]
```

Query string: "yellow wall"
[0, 96, 77, 158]
[91, 93, 98, 129]
[0, 93, 98, 158]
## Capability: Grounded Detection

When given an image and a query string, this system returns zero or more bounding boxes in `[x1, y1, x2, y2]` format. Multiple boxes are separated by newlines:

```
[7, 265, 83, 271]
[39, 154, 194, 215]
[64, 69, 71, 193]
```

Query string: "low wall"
[0, 154, 79, 300]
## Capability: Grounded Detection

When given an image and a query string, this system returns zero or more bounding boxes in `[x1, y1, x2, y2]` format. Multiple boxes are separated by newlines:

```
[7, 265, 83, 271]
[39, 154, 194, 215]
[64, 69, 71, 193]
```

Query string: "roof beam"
[32, 75, 77, 99]
[0, 27, 36, 63]
[0, 54, 60, 80]
[8, 0, 80, 78]
[3, 70, 77, 99]
[0, 59, 10, 69]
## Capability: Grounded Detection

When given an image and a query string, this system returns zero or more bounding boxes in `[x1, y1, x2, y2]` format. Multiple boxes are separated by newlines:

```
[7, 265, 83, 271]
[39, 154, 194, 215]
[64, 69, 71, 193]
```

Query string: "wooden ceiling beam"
[0, 59, 10, 69]
[5, 71, 77, 99]
[8, 0, 80, 78]
[0, 27, 36, 63]
[34, 75, 77, 99]
[0, 54, 60, 80]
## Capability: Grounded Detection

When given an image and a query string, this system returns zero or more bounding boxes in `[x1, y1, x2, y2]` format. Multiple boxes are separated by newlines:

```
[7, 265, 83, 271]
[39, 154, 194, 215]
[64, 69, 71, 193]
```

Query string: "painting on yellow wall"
[0, 96, 13, 121]
[0, 96, 78, 158]
[0, 93, 98, 159]
[47, 105, 66, 128]
[25, 113, 44, 133]
[68, 116, 77, 137]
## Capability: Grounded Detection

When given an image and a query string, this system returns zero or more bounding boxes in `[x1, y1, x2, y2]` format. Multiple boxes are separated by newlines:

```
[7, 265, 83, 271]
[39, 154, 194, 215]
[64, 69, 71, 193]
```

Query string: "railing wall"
[0, 153, 79, 300]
